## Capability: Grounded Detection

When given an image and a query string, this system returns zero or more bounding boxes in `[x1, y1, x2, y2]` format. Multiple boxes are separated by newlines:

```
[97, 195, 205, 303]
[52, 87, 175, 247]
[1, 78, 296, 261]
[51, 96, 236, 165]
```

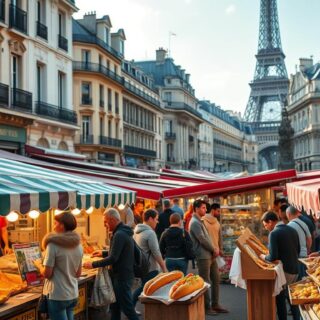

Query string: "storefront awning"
[0, 158, 136, 215]
[162, 169, 297, 199]
[25, 145, 87, 160]
[286, 178, 320, 216]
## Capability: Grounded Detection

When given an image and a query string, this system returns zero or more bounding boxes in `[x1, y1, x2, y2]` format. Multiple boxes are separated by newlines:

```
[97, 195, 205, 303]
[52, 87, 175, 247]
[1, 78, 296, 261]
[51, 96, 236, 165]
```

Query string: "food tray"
[289, 278, 320, 305]
[300, 257, 320, 269]
[307, 270, 320, 287]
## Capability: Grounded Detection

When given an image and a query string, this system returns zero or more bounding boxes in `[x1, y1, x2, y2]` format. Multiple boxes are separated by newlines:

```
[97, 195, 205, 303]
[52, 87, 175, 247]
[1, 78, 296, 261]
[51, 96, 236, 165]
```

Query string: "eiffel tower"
[244, 0, 289, 171]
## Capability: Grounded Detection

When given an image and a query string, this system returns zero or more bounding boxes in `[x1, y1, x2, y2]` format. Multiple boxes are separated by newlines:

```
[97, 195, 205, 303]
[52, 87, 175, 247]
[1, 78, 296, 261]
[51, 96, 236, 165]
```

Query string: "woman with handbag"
[41, 212, 83, 320]
[159, 213, 193, 275]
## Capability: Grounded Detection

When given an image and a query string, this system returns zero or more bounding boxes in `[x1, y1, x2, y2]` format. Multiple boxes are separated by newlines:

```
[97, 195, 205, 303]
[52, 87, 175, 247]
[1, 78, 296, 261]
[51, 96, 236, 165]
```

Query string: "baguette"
[144, 271, 184, 296]
[169, 274, 204, 300]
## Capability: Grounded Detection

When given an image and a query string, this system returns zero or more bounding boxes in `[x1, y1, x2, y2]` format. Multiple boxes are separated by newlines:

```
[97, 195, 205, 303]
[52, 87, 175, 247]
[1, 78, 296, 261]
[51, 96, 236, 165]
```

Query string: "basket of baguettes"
[142, 271, 206, 302]
[288, 277, 320, 305]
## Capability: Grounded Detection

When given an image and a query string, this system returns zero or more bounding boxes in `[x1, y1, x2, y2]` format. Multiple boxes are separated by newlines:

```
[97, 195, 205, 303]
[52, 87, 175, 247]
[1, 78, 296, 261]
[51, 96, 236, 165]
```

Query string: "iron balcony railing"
[214, 154, 244, 163]
[81, 96, 92, 105]
[99, 136, 122, 148]
[36, 21, 48, 40]
[73, 34, 122, 59]
[9, 4, 27, 34]
[58, 34, 68, 51]
[124, 117, 155, 132]
[35, 101, 77, 124]
[73, 61, 123, 85]
[0, 0, 5, 22]
[124, 145, 156, 158]
[165, 102, 202, 119]
[11, 88, 32, 111]
[0, 83, 9, 106]
[80, 135, 94, 144]
[165, 132, 176, 140]
[123, 81, 160, 107]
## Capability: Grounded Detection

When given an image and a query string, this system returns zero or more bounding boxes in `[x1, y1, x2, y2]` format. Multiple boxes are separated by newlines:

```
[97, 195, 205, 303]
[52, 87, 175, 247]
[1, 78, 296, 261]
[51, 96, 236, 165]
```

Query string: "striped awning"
[0, 158, 136, 215]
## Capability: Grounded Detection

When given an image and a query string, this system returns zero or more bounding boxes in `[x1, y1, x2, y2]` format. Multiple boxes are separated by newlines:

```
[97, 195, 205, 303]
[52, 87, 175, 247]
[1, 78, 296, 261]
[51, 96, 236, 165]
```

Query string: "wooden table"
[140, 287, 207, 320]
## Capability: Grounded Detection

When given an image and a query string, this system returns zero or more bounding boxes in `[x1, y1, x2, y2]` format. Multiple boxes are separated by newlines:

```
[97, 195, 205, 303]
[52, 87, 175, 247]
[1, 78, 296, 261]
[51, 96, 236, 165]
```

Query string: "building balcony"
[35, 101, 77, 124]
[189, 135, 194, 143]
[123, 81, 160, 108]
[9, 4, 27, 34]
[165, 101, 202, 119]
[73, 34, 122, 59]
[81, 96, 92, 105]
[80, 135, 94, 144]
[165, 132, 176, 140]
[0, 83, 9, 106]
[58, 34, 68, 51]
[99, 136, 122, 148]
[73, 61, 123, 86]
[0, 0, 5, 23]
[124, 145, 156, 158]
[11, 88, 32, 112]
[36, 21, 48, 40]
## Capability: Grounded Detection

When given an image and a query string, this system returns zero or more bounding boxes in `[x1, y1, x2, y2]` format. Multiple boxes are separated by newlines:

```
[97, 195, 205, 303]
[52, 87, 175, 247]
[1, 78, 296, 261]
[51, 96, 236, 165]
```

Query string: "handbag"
[38, 285, 48, 314]
[90, 267, 116, 308]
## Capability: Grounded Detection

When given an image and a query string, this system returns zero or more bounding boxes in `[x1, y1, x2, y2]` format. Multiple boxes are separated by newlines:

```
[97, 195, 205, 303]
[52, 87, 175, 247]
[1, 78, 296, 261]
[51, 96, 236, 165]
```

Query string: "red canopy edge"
[162, 169, 297, 199]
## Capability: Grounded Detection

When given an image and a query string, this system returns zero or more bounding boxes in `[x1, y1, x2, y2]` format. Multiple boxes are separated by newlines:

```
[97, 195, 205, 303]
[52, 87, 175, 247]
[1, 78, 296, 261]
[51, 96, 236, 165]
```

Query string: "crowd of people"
[259, 198, 318, 320]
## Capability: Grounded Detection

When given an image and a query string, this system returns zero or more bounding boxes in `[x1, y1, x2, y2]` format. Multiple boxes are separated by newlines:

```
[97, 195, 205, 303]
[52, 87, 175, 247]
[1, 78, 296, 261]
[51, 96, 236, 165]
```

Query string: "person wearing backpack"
[132, 209, 167, 310]
[83, 208, 139, 320]
[159, 213, 193, 275]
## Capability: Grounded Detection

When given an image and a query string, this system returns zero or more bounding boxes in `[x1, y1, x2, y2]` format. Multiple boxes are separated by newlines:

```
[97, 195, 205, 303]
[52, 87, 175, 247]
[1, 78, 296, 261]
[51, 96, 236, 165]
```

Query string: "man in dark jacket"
[155, 199, 173, 239]
[83, 208, 139, 320]
[260, 211, 300, 320]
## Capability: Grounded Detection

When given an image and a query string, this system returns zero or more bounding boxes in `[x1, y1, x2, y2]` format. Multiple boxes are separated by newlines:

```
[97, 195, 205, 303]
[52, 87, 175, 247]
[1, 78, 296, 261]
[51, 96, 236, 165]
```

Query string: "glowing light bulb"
[54, 209, 64, 216]
[71, 208, 81, 215]
[6, 211, 19, 222]
[28, 210, 40, 219]
[118, 204, 125, 210]
[86, 206, 94, 214]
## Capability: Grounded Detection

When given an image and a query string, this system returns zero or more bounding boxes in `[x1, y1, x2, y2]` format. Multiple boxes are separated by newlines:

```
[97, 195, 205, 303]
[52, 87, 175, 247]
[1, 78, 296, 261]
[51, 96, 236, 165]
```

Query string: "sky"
[74, 0, 320, 116]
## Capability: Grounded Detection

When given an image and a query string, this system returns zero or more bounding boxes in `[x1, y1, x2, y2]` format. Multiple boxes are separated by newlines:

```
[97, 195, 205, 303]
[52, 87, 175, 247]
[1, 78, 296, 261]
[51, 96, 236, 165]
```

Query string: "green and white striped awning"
[0, 158, 136, 215]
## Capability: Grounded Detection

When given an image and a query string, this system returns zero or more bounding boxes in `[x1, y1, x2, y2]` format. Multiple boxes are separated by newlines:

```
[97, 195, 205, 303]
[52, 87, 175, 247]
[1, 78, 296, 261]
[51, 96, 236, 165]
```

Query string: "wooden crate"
[140, 287, 206, 320]
[289, 278, 320, 305]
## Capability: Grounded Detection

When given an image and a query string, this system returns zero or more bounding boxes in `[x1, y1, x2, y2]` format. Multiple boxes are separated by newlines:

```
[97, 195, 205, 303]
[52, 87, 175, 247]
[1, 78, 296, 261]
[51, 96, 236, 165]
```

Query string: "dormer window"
[105, 27, 109, 44]
[120, 40, 124, 55]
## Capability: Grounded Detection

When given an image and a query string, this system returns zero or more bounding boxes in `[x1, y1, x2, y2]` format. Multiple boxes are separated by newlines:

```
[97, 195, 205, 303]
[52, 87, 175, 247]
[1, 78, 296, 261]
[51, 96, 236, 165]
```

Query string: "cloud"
[185, 0, 192, 4]
[225, 4, 236, 15]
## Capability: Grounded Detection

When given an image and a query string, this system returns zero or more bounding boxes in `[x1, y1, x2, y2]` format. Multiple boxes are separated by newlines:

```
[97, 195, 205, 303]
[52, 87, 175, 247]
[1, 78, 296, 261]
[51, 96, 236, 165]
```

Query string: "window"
[108, 88, 112, 111]
[119, 40, 124, 55]
[115, 92, 119, 114]
[58, 12, 66, 36]
[99, 85, 104, 107]
[164, 92, 172, 103]
[81, 82, 91, 105]
[108, 120, 112, 137]
[58, 71, 66, 108]
[82, 116, 91, 140]
[99, 55, 103, 66]
[99, 118, 104, 136]
[105, 27, 109, 44]
[11, 55, 21, 89]
[82, 50, 91, 66]
[37, 63, 46, 101]
[114, 65, 118, 75]
[115, 122, 119, 139]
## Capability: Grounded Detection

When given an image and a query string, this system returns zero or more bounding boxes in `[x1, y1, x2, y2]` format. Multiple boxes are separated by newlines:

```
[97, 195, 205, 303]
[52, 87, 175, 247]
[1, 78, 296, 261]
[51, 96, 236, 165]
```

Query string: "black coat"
[265, 223, 300, 274]
[92, 222, 135, 280]
[156, 208, 173, 239]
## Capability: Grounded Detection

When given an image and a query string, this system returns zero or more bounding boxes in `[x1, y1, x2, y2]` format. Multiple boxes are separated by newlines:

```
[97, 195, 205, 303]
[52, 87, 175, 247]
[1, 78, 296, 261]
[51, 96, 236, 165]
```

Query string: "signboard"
[7, 308, 36, 320]
[74, 286, 86, 315]
[12, 242, 42, 286]
[0, 125, 26, 143]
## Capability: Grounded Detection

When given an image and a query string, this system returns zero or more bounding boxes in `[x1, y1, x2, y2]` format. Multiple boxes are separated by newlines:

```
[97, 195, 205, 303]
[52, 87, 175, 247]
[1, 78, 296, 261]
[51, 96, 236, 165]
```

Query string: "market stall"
[0, 157, 136, 319]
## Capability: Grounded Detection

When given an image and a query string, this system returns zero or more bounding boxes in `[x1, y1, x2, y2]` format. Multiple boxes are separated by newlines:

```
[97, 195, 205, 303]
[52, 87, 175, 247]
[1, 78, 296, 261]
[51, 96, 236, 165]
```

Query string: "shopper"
[260, 211, 300, 320]
[189, 199, 218, 316]
[184, 203, 194, 231]
[155, 199, 173, 239]
[171, 198, 184, 219]
[159, 213, 192, 275]
[0, 216, 10, 256]
[278, 204, 289, 224]
[202, 203, 228, 313]
[42, 212, 83, 320]
[132, 209, 167, 308]
[83, 208, 139, 320]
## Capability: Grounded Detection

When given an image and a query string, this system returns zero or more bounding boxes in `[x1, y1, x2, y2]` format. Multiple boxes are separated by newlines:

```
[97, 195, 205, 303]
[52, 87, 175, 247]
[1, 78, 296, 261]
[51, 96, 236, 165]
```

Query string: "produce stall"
[0, 157, 136, 319]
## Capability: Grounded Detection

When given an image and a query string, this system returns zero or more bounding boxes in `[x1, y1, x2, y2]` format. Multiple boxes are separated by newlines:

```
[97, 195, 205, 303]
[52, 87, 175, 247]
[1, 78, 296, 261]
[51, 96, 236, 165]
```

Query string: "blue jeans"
[132, 270, 159, 306]
[166, 258, 188, 275]
[47, 298, 78, 320]
[111, 277, 139, 320]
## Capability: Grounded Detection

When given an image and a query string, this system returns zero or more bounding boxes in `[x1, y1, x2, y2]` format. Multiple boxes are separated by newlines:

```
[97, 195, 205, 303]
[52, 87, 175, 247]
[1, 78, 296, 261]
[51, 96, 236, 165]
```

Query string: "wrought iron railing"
[9, 4, 27, 34]
[165, 102, 202, 119]
[165, 132, 176, 140]
[99, 136, 122, 148]
[11, 88, 32, 111]
[81, 96, 92, 105]
[73, 34, 122, 59]
[35, 101, 77, 124]
[0, 83, 9, 106]
[58, 34, 68, 51]
[80, 135, 94, 144]
[124, 145, 156, 158]
[36, 21, 47, 40]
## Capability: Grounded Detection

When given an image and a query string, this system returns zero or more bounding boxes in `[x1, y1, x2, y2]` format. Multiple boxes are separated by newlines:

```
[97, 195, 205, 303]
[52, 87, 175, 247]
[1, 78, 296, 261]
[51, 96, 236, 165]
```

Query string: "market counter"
[0, 270, 98, 320]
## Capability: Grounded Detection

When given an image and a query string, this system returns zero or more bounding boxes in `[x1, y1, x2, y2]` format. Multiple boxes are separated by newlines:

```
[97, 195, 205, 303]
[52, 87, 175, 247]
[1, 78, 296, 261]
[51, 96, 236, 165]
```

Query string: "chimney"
[78, 12, 97, 34]
[156, 48, 167, 62]
[181, 69, 185, 79]
[186, 73, 190, 83]
[299, 57, 313, 72]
